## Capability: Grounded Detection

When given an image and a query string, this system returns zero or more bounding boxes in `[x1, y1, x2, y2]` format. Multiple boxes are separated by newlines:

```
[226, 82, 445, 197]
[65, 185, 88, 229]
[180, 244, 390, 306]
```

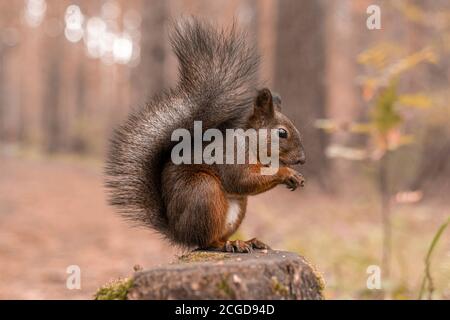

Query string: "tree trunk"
[131, 0, 167, 104]
[274, 0, 328, 185]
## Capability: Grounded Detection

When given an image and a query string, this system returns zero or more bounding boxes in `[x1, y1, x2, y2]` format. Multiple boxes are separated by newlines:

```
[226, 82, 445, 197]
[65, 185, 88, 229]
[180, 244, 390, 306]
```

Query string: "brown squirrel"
[105, 19, 306, 253]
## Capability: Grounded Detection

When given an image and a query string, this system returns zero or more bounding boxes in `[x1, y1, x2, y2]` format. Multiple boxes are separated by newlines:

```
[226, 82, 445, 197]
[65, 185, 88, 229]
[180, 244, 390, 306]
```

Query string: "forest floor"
[0, 151, 449, 299]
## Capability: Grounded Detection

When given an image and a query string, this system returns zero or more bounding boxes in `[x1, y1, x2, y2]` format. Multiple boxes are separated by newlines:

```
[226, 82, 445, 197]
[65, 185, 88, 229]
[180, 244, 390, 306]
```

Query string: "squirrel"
[105, 19, 306, 253]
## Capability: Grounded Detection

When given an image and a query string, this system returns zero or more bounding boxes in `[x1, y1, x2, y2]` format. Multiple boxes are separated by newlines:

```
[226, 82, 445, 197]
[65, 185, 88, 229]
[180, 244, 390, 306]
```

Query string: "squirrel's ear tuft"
[272, 92, 282, 111]
[255, 88, 274, 117]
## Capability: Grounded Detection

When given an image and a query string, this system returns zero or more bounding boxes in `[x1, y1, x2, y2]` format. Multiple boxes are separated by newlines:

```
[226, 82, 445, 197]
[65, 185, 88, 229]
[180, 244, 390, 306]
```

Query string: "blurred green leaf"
[371, 80, 402, 135]
[357, 42, 403, 69]
[387, 47, 438, 78]
[398, 94, 432, 109]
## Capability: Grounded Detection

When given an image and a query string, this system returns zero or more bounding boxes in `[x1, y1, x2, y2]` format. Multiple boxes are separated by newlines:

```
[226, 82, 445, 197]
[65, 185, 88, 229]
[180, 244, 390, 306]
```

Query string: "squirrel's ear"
[255, 88, 274, 118]
[272, 92, 282, 111]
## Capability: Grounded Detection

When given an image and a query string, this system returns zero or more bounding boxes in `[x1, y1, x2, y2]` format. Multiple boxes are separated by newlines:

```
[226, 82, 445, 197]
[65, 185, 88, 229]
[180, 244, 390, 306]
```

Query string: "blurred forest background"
[0, 0, 449, 299]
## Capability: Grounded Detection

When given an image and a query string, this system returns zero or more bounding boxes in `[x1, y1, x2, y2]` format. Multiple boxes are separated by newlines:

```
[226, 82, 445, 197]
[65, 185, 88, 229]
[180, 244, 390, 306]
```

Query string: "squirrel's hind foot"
[202, 240, 253, 253]
[201, 238, 271, 253]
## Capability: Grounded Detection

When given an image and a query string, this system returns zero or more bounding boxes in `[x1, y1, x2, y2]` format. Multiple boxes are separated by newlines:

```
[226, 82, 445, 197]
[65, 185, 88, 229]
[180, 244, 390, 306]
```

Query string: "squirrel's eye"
[278, 128, 288, 139]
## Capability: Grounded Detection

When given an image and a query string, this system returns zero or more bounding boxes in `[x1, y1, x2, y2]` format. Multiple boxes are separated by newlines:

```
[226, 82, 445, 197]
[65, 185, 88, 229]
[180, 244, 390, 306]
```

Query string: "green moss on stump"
[217, 278, 235, 298]
[94, 277, 133, 300]
[271, 276, 289, 297]
[303, 259, 326, 293]
[178, 251, 228, 263]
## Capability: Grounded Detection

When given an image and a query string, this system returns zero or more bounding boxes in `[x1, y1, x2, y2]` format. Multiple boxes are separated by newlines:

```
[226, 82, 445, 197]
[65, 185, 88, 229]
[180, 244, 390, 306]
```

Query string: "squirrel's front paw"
[281, 169, 305, 191]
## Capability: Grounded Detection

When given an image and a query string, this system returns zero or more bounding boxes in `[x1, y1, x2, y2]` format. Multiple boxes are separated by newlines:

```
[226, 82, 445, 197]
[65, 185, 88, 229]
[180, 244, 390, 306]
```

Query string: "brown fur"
[162, 89, 306, 252]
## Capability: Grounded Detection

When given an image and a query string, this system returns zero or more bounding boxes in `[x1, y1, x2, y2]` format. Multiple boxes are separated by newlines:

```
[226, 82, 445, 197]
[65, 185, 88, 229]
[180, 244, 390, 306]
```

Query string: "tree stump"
[126, 250, 324, 300]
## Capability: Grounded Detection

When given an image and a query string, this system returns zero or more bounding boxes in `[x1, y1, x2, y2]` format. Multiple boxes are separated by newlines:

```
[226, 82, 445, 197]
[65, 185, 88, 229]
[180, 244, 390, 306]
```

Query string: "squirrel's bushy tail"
[171, 19, 259, 127]
[105, 19, 259, 237]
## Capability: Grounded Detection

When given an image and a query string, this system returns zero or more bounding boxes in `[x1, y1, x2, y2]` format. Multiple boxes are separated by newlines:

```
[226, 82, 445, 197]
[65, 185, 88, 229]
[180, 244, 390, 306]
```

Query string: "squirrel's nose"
[298, 151, 306, 165]
[292, 156, 306, 165]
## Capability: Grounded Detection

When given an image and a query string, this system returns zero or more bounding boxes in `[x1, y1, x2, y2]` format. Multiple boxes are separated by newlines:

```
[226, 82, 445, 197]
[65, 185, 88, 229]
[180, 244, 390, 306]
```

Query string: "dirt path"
[0, 154, 177, 299]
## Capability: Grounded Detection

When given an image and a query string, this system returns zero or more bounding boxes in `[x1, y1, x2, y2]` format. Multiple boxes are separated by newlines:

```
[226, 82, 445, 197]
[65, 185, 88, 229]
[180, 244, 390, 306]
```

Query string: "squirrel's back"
[105, 19, 260, 239]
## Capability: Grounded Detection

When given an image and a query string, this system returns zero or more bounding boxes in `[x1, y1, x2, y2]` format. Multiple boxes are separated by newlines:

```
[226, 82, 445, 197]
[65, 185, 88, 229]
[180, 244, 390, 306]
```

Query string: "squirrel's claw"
[223, 240, 253, 253]
[283, 171, 305, 191]
[224, 240, 235, 253]
[200, 240, 252, 253]
[245, 238, 271, 250]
